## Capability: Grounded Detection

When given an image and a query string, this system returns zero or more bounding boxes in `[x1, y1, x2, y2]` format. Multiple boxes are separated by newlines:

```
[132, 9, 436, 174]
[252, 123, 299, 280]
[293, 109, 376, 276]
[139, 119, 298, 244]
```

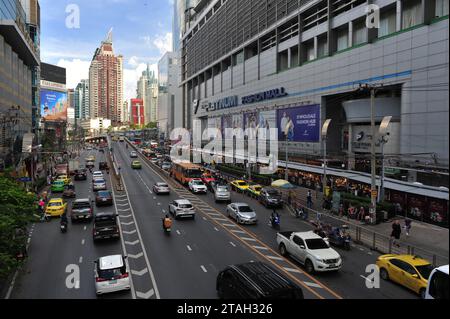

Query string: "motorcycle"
[269, 215, 281, 230]
[60, 222, 68, 233]
[327, 226, 352, 250]
[295, 207, 308, 220]
[162, 219, 172, 235]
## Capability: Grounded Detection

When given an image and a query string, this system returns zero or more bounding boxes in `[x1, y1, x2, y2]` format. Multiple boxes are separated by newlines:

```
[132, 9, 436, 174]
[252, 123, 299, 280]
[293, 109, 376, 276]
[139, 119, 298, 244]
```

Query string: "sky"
[39, 0, 174, 101]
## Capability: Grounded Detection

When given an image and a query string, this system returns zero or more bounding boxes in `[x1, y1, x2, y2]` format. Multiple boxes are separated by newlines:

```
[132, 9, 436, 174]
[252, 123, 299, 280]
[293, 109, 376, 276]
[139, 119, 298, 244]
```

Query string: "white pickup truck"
[276, 231, 342, 273]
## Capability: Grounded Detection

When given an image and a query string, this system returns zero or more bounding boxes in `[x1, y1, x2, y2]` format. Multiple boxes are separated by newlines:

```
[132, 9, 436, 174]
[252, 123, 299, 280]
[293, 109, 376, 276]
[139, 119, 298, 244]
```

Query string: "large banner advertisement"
[207, 117, 222, 138]
[277, 105, 320, 142]
[244, 111, 259, 130]
[40, 89, 68, 121]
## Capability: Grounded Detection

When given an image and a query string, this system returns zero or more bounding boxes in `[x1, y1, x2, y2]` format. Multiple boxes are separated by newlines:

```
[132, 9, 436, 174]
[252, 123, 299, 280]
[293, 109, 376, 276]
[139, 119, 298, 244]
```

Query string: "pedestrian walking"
[404, 218, 412, 236]
[306, 190, 313, 209]
[390, 220, 402, 247]
[357, 206, 365, 221]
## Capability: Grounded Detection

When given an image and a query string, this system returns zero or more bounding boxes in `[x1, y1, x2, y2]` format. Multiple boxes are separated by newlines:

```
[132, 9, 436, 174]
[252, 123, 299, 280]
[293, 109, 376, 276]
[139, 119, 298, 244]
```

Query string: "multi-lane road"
[8, 140, 418, 299]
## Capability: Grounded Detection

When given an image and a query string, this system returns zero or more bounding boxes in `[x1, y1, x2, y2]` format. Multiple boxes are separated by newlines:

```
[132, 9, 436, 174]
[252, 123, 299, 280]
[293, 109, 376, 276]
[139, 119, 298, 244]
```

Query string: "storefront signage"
[242, 87, 288, 105]
[200, 96, 239, 113]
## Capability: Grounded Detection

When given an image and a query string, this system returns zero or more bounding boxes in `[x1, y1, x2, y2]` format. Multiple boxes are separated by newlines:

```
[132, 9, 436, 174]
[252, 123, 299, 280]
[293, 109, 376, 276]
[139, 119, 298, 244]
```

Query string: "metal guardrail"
[106, 137, 123, 191]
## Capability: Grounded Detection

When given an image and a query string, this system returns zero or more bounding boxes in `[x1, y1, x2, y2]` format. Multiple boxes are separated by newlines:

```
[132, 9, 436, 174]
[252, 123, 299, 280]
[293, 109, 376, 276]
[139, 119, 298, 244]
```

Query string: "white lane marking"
[187, 245, 192, 251]
[122, 230, 137, 235]
[157, 203, 161, 206]
[118, 208, 131, 212]
[368, 252, 373, 255]
[200, 265, 208, 273]
[283, 267, 302, 274]
[230, 230, 246, 234]
[303, 281, 323, 288]
[252, 246, 269, 251]
[222, 223, 238, 227]
[207, 212, 222, 217]
[121, 221, 134, 226]
[229, 242, 236, 247]
[83, 226, 87, 231]
[202, 217, 207, 221]
[212, 217, 228, 222]
[131, 268, 149, 276]
[79, 257, 83, 264]
[125, 240, 140, 246]
[115, 198, 128, 202]
[136, 289, 155, 299]
[128, 253, 144, 259]
[214, 227, 219, 232]
[117, 204, 130, 207]
[176, 230, 181, 235]
[266, 255, 284, 261]
[81, 239, 85, 245]
[241, 237, 257, 242]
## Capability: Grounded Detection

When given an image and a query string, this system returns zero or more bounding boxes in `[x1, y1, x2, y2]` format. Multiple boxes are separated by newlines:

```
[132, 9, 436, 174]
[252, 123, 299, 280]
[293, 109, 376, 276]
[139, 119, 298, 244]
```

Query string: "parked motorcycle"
[327, 226, 352, 250]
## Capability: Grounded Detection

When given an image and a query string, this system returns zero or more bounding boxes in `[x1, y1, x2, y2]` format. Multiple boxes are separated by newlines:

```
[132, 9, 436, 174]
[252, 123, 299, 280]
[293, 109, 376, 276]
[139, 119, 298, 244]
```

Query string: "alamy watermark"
[66, 4, 80, 29]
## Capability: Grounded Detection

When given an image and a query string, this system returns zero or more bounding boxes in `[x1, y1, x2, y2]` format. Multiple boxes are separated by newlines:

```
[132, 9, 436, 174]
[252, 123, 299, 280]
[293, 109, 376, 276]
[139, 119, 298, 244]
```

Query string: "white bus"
[425, 265, 449, 299]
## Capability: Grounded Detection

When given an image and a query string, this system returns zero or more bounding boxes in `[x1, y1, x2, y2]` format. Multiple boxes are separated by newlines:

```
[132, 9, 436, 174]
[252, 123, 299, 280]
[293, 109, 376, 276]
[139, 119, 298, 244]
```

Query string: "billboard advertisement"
[40, 89, 68, 121]
[277, 105, 320, 142]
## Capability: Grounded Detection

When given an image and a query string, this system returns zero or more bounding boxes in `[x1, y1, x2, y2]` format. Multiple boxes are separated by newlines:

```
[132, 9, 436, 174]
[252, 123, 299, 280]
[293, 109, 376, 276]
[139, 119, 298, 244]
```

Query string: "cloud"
[153, 32, 173, 55]
[56, 59, 91, 89]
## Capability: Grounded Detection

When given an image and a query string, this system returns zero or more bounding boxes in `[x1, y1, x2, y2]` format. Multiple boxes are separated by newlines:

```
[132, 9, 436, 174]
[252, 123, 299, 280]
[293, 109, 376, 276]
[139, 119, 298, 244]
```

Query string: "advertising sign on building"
[277, 105, 320, 142]
[40, 89, 68, 121]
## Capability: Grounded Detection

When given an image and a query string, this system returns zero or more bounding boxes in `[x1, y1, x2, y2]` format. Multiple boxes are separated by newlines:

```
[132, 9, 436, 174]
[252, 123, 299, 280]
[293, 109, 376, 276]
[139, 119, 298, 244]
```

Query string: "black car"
[216, 262, 304, 299]
[74, 169, 87, 181]
[71, 199, 93, 222]
[95, 191, 113, 206]
[93, 212, 120, 242]
[99, 162, 109, 170]
[259, 188, 284, 208]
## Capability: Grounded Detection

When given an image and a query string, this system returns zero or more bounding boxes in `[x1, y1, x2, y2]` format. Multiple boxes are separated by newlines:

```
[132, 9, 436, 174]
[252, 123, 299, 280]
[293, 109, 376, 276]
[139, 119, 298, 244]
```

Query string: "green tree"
[146, 122, 158, 129]
[0, 177, 37, 279]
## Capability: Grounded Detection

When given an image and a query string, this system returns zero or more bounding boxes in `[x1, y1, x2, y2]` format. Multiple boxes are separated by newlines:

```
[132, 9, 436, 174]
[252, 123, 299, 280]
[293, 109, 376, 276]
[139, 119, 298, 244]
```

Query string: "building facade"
[121, 100, 129, 124]
[1, 0, 40, 168]
[81, 118, 111, 137]
[137, 65, 158, 124]
[89, 31, 124, 126]
[158, 52, 182, 138]
[75, 79, 89, 120]
[131, 98, 145, 126]
[181, 0, 449, 174]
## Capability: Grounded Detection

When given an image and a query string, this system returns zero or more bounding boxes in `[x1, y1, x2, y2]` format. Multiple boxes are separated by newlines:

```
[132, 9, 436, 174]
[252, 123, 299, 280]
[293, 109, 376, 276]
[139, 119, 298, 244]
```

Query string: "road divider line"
[187, 245, 192, 251]
[304, 281, 323, 288]
[241, 237, 257, 242]
[230, 230, 246, 234]
[121, 221, 134, 226]
[266, 255, 284, 261]
[79, 257, 83, 264]
[229, 242, 236, 247]
[123, 230, 137, 235]
[284, 267, 302, 274]
[128, 253, 144, 259]
[200, 265, 208, 273]
[131, 268, 149, 276]
[81, 239, 85, 245]
[125, 240, 140, 246]
[136, 289, 155, 299]
[252, 245, 269, 251]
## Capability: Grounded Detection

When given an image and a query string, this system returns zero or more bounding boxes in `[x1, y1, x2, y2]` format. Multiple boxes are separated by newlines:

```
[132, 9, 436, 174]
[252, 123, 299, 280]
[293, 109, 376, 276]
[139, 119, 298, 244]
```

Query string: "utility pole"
[370, 87, 377, 225]
[322, 119, 332, 200]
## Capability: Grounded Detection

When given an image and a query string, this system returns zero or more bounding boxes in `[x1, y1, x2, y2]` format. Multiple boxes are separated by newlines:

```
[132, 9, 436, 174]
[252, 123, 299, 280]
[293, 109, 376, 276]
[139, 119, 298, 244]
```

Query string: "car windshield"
[53, 181, 64, 185]
[187, 169, 202, 178]
[98, 267, 125, 280]
[73, 202, 90, 209]
[49, 202, 62, 207]
[416, 264, 434, 280]
[98, 191, 110, 197]
[238, 206, 253, 213]
[238, 182, 248, 186]
[193, 181, 204, 185]
[179, 204, 193, 209]
[94, 180, 105, 184]
[267, 191, 280, 196]
[305, 239, 330, 250]
[158, 184, 168, 187]
[217, 186, 229, 192]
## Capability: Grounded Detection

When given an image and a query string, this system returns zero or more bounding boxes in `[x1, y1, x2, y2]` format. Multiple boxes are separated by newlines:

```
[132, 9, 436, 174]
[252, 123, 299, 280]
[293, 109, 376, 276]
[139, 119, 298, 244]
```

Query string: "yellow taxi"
[230, 180, 250, 192]
[56, 174, 71, 185]
[45, 198, 67, 217]
[376, 254, 434, 298]
[85, 155, 96, 162]
[247, 184, 263, 198]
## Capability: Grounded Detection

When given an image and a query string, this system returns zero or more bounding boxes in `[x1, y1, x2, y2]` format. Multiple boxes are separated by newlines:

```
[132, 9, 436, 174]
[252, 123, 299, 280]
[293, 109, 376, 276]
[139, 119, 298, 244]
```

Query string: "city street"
[10, 139, 421, 299]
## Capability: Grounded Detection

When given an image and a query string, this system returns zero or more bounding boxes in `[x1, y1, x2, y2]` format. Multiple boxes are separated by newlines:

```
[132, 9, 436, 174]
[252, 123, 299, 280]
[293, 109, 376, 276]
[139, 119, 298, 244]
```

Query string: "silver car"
[226, 203, 258, 225]
[214, 185, 231, 203]
[93, 178, 107, 191]
[153, 182, 170, 195]
[169, 199, 196, 219]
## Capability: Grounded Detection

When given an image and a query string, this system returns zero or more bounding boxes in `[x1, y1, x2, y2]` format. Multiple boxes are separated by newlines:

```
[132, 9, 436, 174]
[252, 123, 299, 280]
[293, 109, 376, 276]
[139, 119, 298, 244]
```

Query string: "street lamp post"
[321, 119, 332, 199]
[284, 121, 294, 181]
[378, 116, 392, 203]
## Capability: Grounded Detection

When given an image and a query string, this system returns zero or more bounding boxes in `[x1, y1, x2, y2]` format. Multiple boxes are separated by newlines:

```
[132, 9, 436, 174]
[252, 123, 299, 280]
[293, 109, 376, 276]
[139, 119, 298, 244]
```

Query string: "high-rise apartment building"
[121, 101, 129, 124]
[89, 30, 123, 126]
[137, 65, 158, 124]
[75, 79, 89, 120]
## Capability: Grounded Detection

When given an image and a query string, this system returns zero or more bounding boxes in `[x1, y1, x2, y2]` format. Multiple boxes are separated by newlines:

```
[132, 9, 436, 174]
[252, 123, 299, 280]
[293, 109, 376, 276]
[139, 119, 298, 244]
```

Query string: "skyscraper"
[75, 79, 89, 120]
[137, 64, 158, 125]
[89, 30, 123, 126]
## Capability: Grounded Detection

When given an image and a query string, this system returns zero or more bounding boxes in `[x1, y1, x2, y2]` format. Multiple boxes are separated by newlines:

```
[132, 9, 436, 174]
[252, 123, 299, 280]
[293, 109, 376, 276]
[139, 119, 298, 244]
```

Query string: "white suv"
[92, 171, 104, 179]
[169, 199, 196, 219]
[188, 179, 207, 194]
[94, 255, 131, 295]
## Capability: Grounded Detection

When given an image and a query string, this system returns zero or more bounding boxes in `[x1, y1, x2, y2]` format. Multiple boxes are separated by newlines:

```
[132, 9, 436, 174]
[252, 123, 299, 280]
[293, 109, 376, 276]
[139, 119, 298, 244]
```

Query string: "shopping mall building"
[180, 0, 449, 225]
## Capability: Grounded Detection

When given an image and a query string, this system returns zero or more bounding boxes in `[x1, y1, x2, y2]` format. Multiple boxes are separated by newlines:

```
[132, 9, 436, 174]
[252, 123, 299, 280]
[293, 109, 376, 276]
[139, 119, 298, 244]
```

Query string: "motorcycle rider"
[60, 213, 68, 232]
[163, 214, 173, 231]
[269, 209, 280, 227]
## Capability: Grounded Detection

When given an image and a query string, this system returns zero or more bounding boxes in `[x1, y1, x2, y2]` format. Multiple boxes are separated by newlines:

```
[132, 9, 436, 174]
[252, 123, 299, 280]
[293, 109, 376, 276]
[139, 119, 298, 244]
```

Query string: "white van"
[425, 265, 449, 299]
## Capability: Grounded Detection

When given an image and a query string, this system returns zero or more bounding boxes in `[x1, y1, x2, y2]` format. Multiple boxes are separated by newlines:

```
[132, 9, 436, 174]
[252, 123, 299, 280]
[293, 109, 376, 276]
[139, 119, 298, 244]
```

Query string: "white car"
[92, 171, 104, 179]
[188, 179, 207, 194]
[169, 199, 196, 219]
[277, 231, 342, 273]
[130, 151, 138, 158]
[94, 255, 131, 295]
[153, 182, 170, 195]
[93, 178, 107, 191]
[226, 203, 257, 224]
